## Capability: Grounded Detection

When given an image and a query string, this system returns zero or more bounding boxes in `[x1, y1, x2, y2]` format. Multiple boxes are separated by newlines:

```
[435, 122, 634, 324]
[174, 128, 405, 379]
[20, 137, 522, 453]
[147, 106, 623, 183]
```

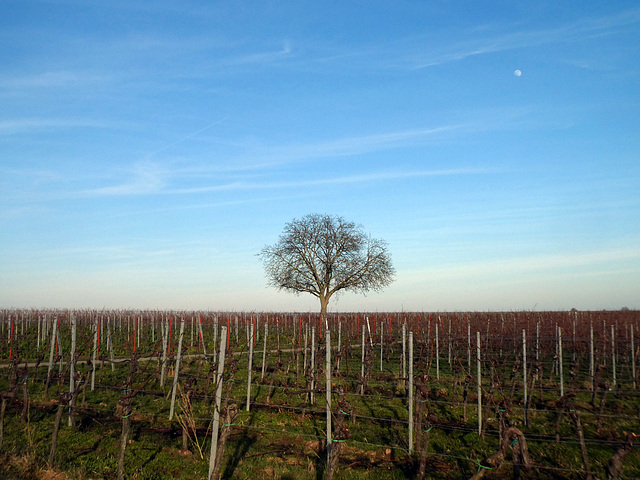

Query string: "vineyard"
[1, 309, 639, 479]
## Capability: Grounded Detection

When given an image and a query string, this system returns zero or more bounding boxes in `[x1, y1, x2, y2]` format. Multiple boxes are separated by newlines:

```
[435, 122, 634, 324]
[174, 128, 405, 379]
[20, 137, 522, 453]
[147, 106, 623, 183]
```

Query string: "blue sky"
[1, 1, 639, 312]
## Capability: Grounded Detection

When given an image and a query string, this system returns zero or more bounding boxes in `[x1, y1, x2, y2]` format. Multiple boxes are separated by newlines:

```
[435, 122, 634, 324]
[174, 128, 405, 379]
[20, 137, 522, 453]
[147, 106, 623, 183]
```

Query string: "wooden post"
[47, 317, 58, 385]
[522, 329, 527, 404]
[558, 328, 564, 397]
[303, 323, 309, 373]
[590, 323, 595, 391]
[108, 317, 115, 372]
[360, 325, 365, 395]
[326, 327, 332, 457]
[91, 317, 99, 391]
[448, 316, 452, 366]
[246, 323, 254, 411]
[169, 317, 186, 421]
[208, 326, 228, 480]
[380, 321, 384, 372]
[337, 319, 342, 372]
[611, 325, 616, 389]
[198, 317, 207, 357]
[408, 331, 414, 453]
[402, 322, 407, 380]
[436, 322, 440, 382]
[311, 326, 316, 404]
[467, 322, 471, 370]
[261, 322, 268, 380]
[160, 318, 168, 388]
[213, 316, 218, 358]
[68, 313, 77, 426]
[477, 332, 482, 436]
[631, 324, 636, 389]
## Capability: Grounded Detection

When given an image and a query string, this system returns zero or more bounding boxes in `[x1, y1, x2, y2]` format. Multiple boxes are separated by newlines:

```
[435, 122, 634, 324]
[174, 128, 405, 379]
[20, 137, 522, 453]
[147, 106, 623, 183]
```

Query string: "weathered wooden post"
[169, 317, 186, 420]
[68, 313, 77, 426]
[261, 321, 268, 380]
[47, 317, 58, 388]
[467, 322, 471, 370]
[558, 327, 564, 397]
[208, 326, 228, 480]
[160, 318, 168, 388]
[91, 316, 99, 391]
[631, 324, 636, 389]
[198, 317, 207, 357]
[477, 331, 482, 436]
[408, 331, 414, 453]
[448, 316, 452, 367]
[436, 322, 440, 382]
[326, 327, 332, 457]
[311, 326, 316, 404]
[611, 324, 616, 389]
[360, 325, 365, 395]
[522, 329, 527, 404]
[380, 320, 384, 372]
[402, 322, 407, 380]
[246, 323, 254, 411]
[107, 316, 115, 372]
[590, 322, 595, 391]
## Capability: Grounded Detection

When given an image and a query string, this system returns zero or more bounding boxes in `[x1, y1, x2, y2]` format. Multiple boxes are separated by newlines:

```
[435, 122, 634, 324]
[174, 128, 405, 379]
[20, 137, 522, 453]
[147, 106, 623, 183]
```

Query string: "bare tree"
[259, 213, 395, 315]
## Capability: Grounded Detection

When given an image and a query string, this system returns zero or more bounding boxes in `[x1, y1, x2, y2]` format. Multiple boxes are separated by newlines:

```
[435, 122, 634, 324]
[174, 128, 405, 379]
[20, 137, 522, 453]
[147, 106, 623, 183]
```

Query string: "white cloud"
[408, 7, 640, 69]
[0, 71, 111, 89]
[408, 247, 640, 283]
[0, 118, 112, 135]
[226, 41, 293, 66]
[76, 161, 168, 197]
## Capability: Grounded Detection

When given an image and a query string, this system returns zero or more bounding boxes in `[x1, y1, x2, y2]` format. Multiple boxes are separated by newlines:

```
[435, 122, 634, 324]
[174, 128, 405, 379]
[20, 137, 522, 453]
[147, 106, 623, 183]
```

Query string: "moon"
[514, 69, 522, 77]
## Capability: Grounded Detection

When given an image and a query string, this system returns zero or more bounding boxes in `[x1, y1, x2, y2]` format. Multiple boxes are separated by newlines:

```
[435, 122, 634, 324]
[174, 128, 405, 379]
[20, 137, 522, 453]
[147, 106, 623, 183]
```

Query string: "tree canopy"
[259, 213, 395, 314]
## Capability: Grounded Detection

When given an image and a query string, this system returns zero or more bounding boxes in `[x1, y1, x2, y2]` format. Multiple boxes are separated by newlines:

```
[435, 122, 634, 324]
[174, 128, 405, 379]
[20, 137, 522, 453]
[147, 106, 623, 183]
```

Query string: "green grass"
[2, 327, 640, 480]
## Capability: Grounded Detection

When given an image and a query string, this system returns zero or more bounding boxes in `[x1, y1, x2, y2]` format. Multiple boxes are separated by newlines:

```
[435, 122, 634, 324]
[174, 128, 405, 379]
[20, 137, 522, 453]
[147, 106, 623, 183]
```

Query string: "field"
[1, 309, 639, 479]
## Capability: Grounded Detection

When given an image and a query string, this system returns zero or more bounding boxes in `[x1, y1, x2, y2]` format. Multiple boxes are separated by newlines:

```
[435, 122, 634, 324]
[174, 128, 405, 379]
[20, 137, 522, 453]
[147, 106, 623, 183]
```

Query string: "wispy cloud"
[225, 41, 293, 66]
[418, 246, 640, 282]
[409, 8, 640, 69]
[240, 124, 467, 169]
[76, 161, 168, 197]
[66, 120, 493, 198]
[75, 164, 490, 198]
[0, 70, 112, 89]
[0, 118, 117, 135]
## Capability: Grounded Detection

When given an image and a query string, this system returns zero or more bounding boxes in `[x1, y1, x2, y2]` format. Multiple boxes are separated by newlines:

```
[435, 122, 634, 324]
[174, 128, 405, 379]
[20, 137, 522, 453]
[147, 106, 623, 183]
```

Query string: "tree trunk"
[320, 295, 329, 316]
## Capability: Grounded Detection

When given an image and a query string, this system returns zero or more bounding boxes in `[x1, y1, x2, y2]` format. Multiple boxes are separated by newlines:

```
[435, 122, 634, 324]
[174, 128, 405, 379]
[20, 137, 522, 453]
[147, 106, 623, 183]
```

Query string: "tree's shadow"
[309, 407, 326, 480]
[222, 411, 258, 479]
